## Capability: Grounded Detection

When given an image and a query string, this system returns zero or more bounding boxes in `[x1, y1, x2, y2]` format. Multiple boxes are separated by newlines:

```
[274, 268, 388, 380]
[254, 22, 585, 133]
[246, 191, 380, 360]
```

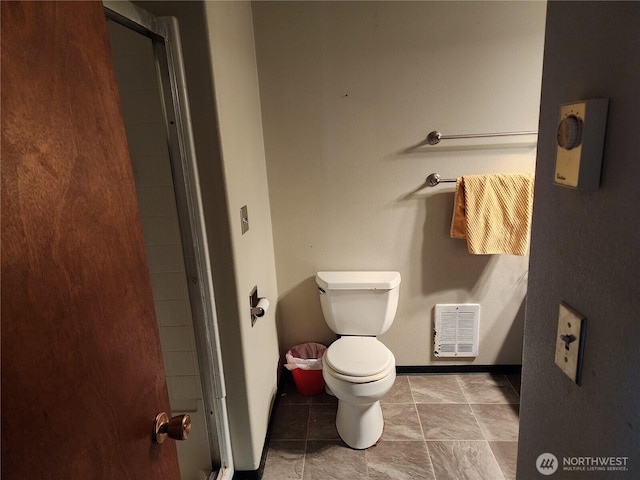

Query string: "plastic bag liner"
[284, 342, 326, 371]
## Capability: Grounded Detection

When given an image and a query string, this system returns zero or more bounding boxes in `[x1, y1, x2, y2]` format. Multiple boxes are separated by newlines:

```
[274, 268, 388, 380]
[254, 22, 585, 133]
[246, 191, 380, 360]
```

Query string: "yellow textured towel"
[450, 177, 467, 239]
[450, 173, 534, 255]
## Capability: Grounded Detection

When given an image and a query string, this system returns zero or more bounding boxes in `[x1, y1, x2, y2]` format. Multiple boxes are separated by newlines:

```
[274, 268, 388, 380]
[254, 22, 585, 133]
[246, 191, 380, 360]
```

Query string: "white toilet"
[315, 271, 401, 449]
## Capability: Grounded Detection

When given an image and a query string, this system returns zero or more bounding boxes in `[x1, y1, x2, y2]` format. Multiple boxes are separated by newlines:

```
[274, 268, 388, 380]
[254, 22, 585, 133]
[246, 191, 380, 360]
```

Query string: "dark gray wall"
[518, 2, 640, 479]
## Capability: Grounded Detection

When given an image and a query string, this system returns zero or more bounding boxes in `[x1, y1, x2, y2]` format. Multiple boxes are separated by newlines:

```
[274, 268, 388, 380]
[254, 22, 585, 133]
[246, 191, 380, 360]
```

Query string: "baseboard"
[232, 469, 261, 480]
[396, 364, 522, 375]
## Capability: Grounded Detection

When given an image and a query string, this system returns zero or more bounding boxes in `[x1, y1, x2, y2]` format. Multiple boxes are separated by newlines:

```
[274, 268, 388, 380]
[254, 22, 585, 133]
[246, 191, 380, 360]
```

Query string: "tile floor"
[263, 372, 521, 480]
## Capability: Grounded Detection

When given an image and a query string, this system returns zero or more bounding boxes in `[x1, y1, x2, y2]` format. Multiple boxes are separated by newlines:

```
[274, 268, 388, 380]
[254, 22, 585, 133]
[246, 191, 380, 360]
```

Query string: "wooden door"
[1, 2, 181, 478]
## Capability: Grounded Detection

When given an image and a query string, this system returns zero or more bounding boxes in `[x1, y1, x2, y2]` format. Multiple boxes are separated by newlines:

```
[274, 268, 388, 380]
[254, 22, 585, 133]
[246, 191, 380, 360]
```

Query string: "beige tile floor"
[263, 372, 521, 480]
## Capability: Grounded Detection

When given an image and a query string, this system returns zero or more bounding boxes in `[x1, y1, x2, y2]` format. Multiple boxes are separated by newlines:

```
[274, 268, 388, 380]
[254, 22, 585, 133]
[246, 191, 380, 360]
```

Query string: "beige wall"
[252, 1, 546, 365]
[203, 1, 280, 471]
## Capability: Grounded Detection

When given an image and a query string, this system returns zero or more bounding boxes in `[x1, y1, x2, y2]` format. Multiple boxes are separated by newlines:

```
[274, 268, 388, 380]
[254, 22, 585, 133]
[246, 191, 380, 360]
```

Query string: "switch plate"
[240, 205, 249, 234]
[554, 302, 587, 385]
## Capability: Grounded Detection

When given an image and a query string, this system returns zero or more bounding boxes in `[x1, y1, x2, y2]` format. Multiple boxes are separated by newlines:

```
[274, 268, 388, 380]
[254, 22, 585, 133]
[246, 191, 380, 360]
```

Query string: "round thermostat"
[557, 114, 583, 150]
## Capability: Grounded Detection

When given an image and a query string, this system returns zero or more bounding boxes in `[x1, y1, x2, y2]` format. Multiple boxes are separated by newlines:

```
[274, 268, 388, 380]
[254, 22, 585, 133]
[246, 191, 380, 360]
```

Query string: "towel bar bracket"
[426, 173, 456, 187]
[427, 131, 443, 145]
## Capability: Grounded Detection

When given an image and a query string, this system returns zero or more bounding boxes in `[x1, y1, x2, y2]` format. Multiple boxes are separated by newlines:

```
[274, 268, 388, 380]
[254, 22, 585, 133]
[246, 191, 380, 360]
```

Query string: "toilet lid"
[324, 337, 394, 377]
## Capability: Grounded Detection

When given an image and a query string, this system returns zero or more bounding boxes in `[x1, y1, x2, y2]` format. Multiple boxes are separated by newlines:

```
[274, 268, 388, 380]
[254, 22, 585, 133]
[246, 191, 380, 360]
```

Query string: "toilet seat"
[324, 337, 395, 384]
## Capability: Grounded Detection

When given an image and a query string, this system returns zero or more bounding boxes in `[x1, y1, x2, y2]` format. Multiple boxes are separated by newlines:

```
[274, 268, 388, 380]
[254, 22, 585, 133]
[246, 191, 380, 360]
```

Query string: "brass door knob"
[153, 412, 191, 444]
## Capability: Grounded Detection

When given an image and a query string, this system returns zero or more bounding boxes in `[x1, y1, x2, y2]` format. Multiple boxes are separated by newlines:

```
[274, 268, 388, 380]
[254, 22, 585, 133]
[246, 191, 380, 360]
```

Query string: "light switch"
[554, 302, 587, 385]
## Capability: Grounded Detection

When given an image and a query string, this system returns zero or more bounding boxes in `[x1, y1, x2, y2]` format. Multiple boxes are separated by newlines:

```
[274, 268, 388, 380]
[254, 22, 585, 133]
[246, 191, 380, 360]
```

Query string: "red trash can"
[284, 342, 327, 396]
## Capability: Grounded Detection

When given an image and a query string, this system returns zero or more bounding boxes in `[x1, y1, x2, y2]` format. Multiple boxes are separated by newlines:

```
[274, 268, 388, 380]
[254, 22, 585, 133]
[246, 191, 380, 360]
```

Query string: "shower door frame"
[103, 3, 234, 479]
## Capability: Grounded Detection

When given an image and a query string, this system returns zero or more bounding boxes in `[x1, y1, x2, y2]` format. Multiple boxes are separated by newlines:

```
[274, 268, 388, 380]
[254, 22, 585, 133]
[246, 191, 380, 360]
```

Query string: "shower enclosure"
[105, 3, 233, 479]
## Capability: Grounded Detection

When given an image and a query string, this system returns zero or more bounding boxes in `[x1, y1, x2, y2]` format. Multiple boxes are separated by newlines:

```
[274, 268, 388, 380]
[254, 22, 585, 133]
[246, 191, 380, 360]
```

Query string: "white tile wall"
[119, 89, 165, 124]
[133, 154, 173, 186]
[160, 326, 196, 352]
[125, 123, 168, 157]
[163, 351, 199, 377]
[155, 299, 191, 327]
[136, 186, 179, 217]
[150, 272, 189, 300]
[146, 245, 186, 273]
[141, 216, 181, 245]
[168, 375, 203, 400]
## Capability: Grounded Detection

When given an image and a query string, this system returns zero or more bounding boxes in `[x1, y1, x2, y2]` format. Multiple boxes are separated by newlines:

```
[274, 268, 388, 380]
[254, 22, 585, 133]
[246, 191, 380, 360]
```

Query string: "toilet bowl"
[322, 336, 396, 449]
[315, 271, 401, 449]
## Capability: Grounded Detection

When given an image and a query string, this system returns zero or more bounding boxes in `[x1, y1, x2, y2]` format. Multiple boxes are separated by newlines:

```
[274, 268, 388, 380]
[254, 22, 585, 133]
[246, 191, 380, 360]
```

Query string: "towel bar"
[426, 129, 537, 145]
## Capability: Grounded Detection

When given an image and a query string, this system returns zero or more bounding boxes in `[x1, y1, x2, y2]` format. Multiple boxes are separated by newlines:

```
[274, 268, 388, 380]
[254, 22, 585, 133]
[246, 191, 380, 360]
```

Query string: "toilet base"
[335, 400, 384, 449]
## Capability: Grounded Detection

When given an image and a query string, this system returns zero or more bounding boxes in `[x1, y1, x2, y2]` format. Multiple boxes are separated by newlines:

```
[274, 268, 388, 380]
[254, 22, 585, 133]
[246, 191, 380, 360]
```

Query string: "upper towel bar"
[426, 129, 537, 145]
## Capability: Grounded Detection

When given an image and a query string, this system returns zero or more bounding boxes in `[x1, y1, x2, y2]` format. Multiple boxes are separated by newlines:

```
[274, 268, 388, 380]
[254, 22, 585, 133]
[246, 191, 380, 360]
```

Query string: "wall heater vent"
[434, 304, 480, 357]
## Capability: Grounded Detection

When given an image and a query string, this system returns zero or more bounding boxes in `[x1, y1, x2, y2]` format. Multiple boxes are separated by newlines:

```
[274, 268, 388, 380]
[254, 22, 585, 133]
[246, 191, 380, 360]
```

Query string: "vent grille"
[434, 304, 480, 357]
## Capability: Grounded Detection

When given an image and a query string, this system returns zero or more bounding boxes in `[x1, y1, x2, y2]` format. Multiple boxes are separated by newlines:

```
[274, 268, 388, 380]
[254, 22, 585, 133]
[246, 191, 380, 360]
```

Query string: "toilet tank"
[315, 271, 401, 336]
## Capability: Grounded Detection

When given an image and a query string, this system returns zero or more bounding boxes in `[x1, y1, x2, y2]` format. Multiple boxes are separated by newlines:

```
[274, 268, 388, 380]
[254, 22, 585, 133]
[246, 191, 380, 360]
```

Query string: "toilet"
[315, 271, 401, 449]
